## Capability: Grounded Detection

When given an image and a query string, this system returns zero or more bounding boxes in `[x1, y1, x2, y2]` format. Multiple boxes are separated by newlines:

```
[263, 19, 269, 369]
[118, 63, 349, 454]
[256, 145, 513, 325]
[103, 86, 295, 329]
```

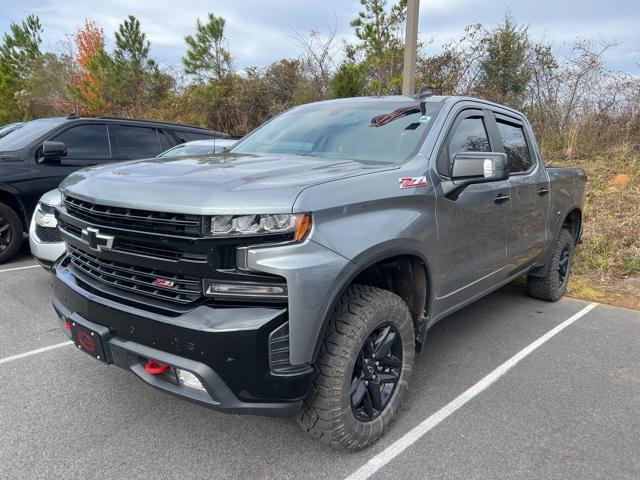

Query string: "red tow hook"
[145, 359, 171, 375]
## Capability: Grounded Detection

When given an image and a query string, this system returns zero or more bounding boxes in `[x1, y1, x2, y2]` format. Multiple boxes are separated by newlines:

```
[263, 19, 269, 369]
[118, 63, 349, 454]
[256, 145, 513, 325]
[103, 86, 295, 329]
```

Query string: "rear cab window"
[495, 118, 533, 173]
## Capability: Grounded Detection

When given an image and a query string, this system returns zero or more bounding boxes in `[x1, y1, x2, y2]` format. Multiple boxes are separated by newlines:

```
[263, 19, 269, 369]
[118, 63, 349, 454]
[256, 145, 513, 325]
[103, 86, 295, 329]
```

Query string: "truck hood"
[60, 153, 397, 214]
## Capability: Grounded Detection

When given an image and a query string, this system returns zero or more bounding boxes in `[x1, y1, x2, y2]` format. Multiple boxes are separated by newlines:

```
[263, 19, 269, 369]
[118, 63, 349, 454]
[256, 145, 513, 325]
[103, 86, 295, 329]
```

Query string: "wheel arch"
[562, 207, 583, 245]
[310, 244, 433, 362]
[0, 187, 28, 231]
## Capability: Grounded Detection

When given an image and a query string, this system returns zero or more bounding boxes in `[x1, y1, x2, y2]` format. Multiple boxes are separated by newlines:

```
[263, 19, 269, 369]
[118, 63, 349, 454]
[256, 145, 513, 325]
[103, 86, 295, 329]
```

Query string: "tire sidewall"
[550, 229, 574, 300]
[0, 203, 23, 263]
[337, 293, 415, 446]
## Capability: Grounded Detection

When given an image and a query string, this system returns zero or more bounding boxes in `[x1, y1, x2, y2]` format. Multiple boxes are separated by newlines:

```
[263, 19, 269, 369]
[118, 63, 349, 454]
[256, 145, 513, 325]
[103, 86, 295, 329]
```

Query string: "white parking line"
[0, 341, 73, 365]
[0, 264, 40, 273]
[345, 302, 599, 480]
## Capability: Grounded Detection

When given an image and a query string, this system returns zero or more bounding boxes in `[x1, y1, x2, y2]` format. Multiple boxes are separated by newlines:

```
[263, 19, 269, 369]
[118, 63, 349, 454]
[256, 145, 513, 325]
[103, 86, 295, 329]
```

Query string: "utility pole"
[402, 0, 420, 96]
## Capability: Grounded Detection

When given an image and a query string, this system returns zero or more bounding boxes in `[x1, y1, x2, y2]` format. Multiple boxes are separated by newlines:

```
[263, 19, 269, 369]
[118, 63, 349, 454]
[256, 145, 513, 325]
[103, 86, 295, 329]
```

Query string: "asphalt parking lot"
[1, 246, 639, 480]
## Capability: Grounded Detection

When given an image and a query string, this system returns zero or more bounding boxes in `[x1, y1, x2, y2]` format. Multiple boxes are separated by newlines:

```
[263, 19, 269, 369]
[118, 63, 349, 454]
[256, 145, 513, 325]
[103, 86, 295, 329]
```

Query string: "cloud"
[0, 0, 637, 74]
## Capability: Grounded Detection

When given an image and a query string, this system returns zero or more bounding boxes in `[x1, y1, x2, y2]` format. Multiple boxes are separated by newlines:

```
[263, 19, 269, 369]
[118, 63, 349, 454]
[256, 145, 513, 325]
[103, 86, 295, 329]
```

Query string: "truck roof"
[300, 94, 525, 118]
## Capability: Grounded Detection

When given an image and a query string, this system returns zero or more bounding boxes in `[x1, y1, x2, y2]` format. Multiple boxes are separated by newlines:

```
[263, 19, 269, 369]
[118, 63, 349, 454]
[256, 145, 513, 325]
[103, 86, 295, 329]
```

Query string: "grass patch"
[546, 145, 640, 309]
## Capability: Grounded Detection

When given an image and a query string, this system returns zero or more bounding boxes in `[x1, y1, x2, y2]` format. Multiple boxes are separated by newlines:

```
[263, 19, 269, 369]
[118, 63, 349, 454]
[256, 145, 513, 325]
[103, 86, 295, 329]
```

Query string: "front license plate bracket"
[68, 314, 113, 364]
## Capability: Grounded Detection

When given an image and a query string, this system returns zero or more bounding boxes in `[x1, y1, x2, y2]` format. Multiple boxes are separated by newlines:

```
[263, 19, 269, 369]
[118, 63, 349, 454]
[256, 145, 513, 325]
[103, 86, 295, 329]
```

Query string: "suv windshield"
[233, 100, 443, 164]
[0, 118, 65, 152]
[158, 143, 215, 157]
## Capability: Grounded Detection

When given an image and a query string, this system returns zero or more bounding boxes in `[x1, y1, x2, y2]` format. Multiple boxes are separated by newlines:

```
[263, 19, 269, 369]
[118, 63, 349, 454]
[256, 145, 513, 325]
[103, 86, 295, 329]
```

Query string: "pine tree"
[0, 15, 43, 121]
[479, 12, 531, 106]
[183, 13, 232, 83]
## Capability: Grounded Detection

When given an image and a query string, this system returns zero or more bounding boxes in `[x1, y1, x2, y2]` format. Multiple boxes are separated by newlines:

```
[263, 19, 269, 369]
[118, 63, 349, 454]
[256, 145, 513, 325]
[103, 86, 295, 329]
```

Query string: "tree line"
[0, 0, 638, 158]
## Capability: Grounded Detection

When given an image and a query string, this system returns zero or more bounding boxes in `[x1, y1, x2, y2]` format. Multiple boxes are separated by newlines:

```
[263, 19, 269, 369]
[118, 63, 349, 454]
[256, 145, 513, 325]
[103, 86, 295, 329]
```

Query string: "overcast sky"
[0, 0, 637, 75]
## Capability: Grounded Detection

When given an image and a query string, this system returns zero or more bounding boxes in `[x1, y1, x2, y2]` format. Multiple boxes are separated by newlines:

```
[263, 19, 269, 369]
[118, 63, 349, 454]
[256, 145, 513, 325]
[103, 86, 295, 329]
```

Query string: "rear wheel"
[527, 228, 574, 302]
[296, 285, 415, 451]
[0, 202, 23, 264]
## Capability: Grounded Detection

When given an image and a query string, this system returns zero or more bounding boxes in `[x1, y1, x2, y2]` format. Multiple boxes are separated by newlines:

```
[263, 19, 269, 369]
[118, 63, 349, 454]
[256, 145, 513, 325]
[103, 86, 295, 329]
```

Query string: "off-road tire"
[527, 228, 574, 302]
[0, 202, 23, 264]
[296, 284, 415, 451]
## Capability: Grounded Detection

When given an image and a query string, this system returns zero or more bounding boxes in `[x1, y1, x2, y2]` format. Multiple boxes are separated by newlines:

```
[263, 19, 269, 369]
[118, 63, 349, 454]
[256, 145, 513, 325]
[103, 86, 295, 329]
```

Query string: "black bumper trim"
[53, 264, 313, 417]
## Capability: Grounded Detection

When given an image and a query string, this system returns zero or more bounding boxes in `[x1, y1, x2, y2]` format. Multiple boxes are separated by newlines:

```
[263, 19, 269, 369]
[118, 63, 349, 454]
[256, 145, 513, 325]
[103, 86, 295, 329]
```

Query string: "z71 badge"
[399, 176, 428, 189]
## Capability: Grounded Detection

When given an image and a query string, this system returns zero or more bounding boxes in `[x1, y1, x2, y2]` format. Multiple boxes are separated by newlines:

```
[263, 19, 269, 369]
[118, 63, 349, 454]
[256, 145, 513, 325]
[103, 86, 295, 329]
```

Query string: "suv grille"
[64, 195, 203, 237]
[67, 245, 202, 304]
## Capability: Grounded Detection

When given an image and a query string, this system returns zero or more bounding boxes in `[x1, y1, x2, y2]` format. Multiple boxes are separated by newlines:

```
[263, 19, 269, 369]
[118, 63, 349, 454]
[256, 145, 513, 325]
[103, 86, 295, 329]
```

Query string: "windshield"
[0, 123, 20, 136]
[232, 101, 442, 164]
[158, 143, 216, 157]
[0, 118, 65, 152]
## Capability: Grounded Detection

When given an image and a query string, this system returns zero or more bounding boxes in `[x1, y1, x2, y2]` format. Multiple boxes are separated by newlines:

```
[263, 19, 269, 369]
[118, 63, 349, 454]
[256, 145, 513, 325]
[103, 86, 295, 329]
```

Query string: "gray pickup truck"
[51, 93, 586, 450]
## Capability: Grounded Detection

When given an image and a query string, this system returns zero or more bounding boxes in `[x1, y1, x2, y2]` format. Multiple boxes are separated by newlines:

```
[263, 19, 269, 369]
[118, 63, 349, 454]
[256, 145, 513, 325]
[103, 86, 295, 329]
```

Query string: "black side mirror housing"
[442, 152, 509, 195]
[40, 141, 67, 164]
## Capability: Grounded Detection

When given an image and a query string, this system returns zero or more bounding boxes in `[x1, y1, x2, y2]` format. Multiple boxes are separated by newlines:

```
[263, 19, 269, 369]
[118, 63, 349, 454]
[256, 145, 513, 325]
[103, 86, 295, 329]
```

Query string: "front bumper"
[29, 211, 66, 268]
[53, 263, 313, 416]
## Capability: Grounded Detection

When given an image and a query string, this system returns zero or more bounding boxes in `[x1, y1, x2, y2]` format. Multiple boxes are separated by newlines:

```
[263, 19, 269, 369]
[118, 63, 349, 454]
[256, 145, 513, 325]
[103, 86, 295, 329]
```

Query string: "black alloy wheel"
[351, 323, 403, 422]
[558, 246, 570, 286]
[0, 214, 12, 252]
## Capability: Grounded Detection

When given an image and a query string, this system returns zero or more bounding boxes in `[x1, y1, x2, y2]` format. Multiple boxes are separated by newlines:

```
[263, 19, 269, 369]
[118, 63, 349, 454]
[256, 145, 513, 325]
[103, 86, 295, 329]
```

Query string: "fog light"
[176, 369, 206, 392]
[203, 280, 287, 299]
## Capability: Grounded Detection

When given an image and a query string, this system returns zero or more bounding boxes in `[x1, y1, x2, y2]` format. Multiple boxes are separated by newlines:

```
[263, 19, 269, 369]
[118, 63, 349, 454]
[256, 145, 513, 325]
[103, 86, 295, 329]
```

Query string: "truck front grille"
[64, 195, 203, 237]
[59, 220, 207, 263]
[67, 245, 202, 305]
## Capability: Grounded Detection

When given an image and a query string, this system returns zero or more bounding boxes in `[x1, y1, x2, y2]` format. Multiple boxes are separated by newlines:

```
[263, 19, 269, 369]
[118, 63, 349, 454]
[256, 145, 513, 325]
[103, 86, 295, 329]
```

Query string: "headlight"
[40, 189, 62, 207]
[208, 213, 312, 241]
[34, 189, 62, 227]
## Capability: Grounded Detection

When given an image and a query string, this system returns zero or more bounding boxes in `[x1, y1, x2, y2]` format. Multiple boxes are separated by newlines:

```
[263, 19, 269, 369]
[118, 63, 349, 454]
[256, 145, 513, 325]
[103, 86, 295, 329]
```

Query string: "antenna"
[414, 86, 434, 100]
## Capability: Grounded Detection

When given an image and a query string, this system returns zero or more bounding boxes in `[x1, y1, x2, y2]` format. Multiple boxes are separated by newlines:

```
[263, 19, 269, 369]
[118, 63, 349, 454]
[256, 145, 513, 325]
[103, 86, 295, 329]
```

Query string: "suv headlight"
[208, 213, 312, 241]
[34, 189, 62, 227]
[40, 189, 62, 208]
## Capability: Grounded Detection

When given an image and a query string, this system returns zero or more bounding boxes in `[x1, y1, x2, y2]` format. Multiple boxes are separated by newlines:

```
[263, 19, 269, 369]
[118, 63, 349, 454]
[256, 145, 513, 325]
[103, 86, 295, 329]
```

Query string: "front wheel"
[296, 285, 415, 451]
[0, 203, 23, 264]
[527, 228, 575, 302]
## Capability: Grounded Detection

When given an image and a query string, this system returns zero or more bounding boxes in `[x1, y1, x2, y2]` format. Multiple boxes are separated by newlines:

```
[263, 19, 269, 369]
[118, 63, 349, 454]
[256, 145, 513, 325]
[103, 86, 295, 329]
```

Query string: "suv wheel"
[0, 203, 23, 264]
[297, 285, 415, 450]
[527, 228, 574, 302]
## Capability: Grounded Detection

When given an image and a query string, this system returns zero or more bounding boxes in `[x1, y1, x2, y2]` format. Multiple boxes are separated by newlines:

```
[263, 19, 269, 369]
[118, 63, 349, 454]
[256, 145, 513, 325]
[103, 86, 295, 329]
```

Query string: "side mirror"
[40, 141, 67, 163]
[442, 152, 508, 195]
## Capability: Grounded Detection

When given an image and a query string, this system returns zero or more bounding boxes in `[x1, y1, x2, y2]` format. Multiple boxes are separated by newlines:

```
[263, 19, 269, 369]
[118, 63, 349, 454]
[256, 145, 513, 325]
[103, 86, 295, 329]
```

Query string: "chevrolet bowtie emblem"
[81, 227, 115, 252]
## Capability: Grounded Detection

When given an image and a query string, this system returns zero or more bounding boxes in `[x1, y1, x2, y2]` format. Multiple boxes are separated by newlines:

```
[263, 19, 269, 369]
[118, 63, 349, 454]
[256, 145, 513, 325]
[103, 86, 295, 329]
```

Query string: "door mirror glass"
[451, 152, 508, 183]
[40, 141, 67, 163]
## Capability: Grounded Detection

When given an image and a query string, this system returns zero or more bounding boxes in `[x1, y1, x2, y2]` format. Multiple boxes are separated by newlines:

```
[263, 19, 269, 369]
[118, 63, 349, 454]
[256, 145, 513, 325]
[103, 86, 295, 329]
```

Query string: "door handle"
[495, 194, 510, 205]
[537, 187, 550, 196]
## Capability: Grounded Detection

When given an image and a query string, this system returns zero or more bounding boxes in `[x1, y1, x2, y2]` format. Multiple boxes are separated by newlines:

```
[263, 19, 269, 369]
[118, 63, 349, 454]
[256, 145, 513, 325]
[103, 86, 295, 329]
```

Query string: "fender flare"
[309, 241, 434, 362]
[529, 206, 583, 278]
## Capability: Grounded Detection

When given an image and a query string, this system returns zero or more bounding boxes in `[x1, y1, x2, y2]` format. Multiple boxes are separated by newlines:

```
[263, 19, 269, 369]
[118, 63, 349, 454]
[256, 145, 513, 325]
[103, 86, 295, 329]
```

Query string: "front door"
[433, 109, 511, 314]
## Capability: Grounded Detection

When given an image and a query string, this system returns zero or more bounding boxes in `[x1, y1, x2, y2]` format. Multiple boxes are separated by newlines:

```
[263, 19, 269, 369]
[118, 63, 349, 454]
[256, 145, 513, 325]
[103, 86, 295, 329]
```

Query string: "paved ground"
[1, 246, 639, 480]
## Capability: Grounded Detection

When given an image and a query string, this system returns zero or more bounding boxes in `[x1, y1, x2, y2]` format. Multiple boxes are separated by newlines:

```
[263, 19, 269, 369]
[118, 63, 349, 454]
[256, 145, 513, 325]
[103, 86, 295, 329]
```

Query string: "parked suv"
[51, 95, 586, 450]
[0, 115, 227, 264]
[30, 138, 241, 268]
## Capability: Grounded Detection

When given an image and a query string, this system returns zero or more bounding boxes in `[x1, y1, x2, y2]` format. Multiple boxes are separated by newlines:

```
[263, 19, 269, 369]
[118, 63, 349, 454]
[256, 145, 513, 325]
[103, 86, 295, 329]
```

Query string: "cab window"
[496, 120, 532, 173]
[438, 115, 491, 175]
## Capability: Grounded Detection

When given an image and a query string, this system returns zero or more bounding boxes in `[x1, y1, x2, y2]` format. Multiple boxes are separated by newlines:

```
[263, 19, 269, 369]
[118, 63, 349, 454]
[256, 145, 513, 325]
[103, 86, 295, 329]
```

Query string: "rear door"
[491, 112, 550, 268]
[433, 109, 511, 313]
